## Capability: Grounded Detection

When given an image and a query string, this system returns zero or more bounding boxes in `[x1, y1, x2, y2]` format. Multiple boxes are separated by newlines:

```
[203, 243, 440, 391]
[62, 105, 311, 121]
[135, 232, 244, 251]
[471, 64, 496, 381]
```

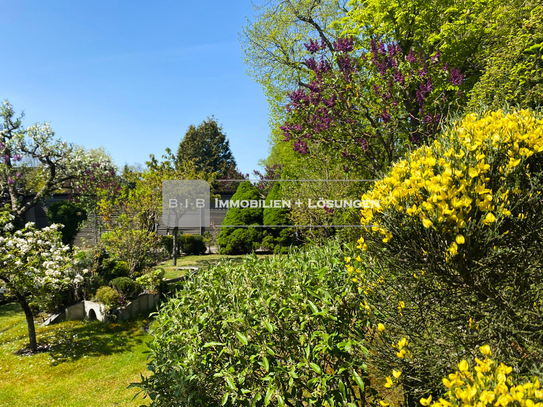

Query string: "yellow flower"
[379, 401, 389, 406]
[420, 395, 432, 406]
[458, 359, 469, 372]
[377, 323, 385, 332]
[393, 370, 402, 379]
[345, 257, 351, 263]
[482, 212, 496, 225]
[422, 218, 433, 228]
[385, 376, 394, 388]
[479, 345, 492, 357]
[456, 235, 465, 244]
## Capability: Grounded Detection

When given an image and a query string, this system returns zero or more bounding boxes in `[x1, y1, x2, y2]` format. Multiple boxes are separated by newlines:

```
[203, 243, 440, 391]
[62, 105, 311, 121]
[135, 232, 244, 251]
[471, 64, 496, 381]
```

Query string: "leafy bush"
[218, 181, 263, 254]
[179, 234, 206, 255]
[110, 277, 136, 297]
[355, 109, 543, 403]
[134, 243, 374, 406]
[261, 182, 293, 254]
[46, 200, 87, 246]
[95, 286, 120, 310]
[135, 268, 165, 293]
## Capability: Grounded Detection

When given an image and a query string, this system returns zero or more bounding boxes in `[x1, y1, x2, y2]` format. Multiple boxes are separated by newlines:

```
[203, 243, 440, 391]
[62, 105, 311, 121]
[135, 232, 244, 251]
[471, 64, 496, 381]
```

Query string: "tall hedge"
[46, 200, 87, 246]
[217, 181, 263, 254]
[262, 182, 293, 254]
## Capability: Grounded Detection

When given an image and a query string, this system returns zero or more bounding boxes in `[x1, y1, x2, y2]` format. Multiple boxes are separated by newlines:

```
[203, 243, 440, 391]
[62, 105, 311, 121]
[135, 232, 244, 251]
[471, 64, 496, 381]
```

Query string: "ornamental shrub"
[262, 183, 293, 254]
[353, 109, 543, 405]
[46, 200, 87, 246]
[179, 234, 206, 255]
[217, 181, 263, 254]
[135, 268, 165, 293]
[110, 277, 136, 297]
[95, 286, 120, 310]
[133, 242, 374, 407]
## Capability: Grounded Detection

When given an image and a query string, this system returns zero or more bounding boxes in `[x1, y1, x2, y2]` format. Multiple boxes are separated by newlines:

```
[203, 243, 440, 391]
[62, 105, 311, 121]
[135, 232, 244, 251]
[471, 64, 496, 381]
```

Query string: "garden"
[1, 0, 543, 406]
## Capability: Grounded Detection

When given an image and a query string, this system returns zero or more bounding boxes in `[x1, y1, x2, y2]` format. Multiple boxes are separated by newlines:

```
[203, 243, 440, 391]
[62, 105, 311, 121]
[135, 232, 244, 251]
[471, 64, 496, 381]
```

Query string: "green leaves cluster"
[134, 243, 373, 407]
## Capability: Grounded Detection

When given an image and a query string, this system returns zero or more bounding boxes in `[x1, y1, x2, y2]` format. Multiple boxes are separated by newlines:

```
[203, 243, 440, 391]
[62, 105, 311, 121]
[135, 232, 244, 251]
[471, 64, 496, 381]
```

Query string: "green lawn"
[0, 302, 152, 407]
[157, 253, 274, 279]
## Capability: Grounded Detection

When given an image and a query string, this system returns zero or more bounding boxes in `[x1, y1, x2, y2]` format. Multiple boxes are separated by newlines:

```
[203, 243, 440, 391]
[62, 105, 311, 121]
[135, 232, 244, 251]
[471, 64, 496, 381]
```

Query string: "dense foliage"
[261, 183, 293, 254]
[46, 200, 87, 246]
[179, 234, 206, 256]
[217, 181, 263, 254]
[134, 243, 375, 407]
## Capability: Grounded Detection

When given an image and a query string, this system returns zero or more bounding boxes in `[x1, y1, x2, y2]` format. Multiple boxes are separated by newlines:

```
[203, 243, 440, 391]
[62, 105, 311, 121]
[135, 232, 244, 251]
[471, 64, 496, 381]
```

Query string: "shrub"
[110, 277, 136, 297]
[355, 109, 543, 403]
[133, 242, 373, 407]
[135, 268, 165, 293]
[218, 181, 263, 254]
[179, 234, 206, 255]
[46, 200, 87, 246]
[261, 182, 293, 254]
[95, 286, 120, 310]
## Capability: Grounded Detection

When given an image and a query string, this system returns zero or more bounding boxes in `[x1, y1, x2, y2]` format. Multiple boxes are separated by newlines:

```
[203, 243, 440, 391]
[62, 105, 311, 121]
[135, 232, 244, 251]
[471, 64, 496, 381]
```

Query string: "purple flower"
[443, 62, 449, 72]
[7, 176, 15, 185]
[450, 67, 464, 85]
[381, 109, 391, 123]
[379, 41, 387, 55]
[342, 150, 349, 157]
[293, 140, 309, 154]
[305, 57, 318, 71]
[333, 37, 354, 53]
[430, 49, 440, 65]
[13, 154, 22, 162]
[361, 138, 368, 151]
[304, 39, 321, 54]
[3, 155, 10, 164]
[16, 172, 22, 178]
[373, 84, 381, 96]
[406, 50, 417, 63]
[324, 205, 335, 213]
[416, 90, 425, 104]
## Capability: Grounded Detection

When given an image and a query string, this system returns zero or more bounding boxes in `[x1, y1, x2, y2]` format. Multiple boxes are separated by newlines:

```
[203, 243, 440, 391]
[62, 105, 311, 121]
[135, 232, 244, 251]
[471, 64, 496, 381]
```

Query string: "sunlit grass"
[0, 302, 151, 407]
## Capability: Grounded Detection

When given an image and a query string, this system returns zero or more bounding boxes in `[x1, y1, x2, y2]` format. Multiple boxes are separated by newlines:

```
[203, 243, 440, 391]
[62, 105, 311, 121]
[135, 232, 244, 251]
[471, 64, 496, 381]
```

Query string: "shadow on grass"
[42, 317, 148, 365]
[0, 302, 22, 319]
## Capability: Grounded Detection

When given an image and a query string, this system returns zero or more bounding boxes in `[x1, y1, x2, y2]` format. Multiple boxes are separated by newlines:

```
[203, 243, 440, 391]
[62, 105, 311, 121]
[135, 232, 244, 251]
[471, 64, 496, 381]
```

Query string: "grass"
[156, 253, 274, 279]
[0, 302, 152, 407]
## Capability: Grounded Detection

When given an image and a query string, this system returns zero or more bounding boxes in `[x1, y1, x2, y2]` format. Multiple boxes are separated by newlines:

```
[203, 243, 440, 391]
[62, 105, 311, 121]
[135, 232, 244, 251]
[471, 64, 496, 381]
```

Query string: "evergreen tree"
[262, 182, 293, 254]
[217, 181, 263, 254]
[176, 116, 236, 176]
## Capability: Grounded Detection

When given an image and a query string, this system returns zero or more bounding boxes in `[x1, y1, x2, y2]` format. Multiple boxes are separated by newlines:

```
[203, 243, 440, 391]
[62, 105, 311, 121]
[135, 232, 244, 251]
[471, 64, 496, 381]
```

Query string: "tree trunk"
[172, 227, 178, 266]
[16, 292, 37, 351]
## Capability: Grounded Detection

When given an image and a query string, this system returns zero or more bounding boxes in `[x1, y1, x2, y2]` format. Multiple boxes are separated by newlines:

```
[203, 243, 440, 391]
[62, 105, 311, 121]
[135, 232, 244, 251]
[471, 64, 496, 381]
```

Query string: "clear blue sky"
[1, 0, 271, 176]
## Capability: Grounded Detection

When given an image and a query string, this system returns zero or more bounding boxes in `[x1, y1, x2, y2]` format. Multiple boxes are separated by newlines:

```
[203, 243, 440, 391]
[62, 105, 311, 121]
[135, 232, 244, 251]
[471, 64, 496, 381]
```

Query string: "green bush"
[135, 268, 165, 293]
[179, 234, 206, 255]
[133, 242, 373, 406]
[261, 182, 293, 254]
[110, 277, 136, 297]
[95, 286, 120, 310]
[217, 181, 263, 254]
[356, 109, 543, 405]
[46, 200, 87, 246]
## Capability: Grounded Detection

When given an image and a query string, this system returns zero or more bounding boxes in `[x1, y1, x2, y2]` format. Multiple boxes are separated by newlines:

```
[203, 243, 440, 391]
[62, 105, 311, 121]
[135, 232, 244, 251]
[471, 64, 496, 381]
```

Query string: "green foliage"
[134, 243, 374, 407]
[176, 116, 236, 176]
[95, 286, 120, 310]
[355, 109, 543, 403]
[46, 200, 87, 246]
[110, 277, 136, 297]
[261, 183, 293, 254]
[135, 268, 165, 294]
[468, 2, 543, 110]
[179, 234, 206, 255]
[218, 181, 263, 254]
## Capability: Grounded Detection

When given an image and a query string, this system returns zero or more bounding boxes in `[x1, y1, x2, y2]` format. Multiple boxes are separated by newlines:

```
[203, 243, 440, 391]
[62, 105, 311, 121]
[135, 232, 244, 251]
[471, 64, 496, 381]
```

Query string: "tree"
[262, 182, 294, 253]
[0, 209, 82, 351]
[217, 181, 263, 254]
[0, 100, 115, 223]
[46, 200, 87, 246]
[176, 117, 236, 176]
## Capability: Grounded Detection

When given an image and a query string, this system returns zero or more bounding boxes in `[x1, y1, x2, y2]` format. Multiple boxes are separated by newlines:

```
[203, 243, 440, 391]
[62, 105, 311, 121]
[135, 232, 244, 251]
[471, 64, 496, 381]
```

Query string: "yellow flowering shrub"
[428, 346, 543, 407]
[353, 109, 543, 405]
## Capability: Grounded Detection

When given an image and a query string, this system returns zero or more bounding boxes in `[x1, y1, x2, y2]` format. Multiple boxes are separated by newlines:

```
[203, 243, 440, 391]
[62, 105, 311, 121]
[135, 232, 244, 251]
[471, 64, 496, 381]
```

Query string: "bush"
[95, 286, 120, 310]
[110, 277, 136, 297]
[355, 109, 543, 404]
[217, 181, 263, 254]
[261, 182, 293, 254]
[135, 268, 165, 293]
[133, 242, 373, 406]
[179, 234, 206, 255]
[46, 200, 87, 246]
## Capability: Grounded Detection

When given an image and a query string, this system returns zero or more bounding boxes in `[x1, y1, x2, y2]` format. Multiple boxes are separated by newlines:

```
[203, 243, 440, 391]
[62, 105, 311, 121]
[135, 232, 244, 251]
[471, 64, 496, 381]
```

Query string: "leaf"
[265, 388, 274, 406]
[222, 392, 229, 406]
[236, 332, 248, 346]
[308, 300, 319, 314]
[203, 342, 224, 348]
[263, 319, 274, 333]
[353, 371, 365, 391]
[310, 362, 322, 374]
[262, 356, 270, 372]
[277, 394, 285, 407]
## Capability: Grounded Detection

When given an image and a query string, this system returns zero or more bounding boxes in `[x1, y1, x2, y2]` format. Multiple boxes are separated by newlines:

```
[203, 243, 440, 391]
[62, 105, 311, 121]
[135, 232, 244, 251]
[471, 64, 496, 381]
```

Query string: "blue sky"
[1, 0, 271, 175]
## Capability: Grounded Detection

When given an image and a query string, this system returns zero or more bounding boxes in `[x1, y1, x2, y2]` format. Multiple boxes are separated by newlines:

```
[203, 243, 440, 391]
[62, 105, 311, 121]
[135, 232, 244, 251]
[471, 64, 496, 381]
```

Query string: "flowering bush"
[353, 109, 543, 403]
[0, 208, 82, 350]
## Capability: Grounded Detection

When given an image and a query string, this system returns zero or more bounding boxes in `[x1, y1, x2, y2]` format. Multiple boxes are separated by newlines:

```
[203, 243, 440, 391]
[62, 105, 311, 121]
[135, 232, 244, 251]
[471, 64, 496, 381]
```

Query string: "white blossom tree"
[0, 100, 116, 221]
[0, 209, 83, 351]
